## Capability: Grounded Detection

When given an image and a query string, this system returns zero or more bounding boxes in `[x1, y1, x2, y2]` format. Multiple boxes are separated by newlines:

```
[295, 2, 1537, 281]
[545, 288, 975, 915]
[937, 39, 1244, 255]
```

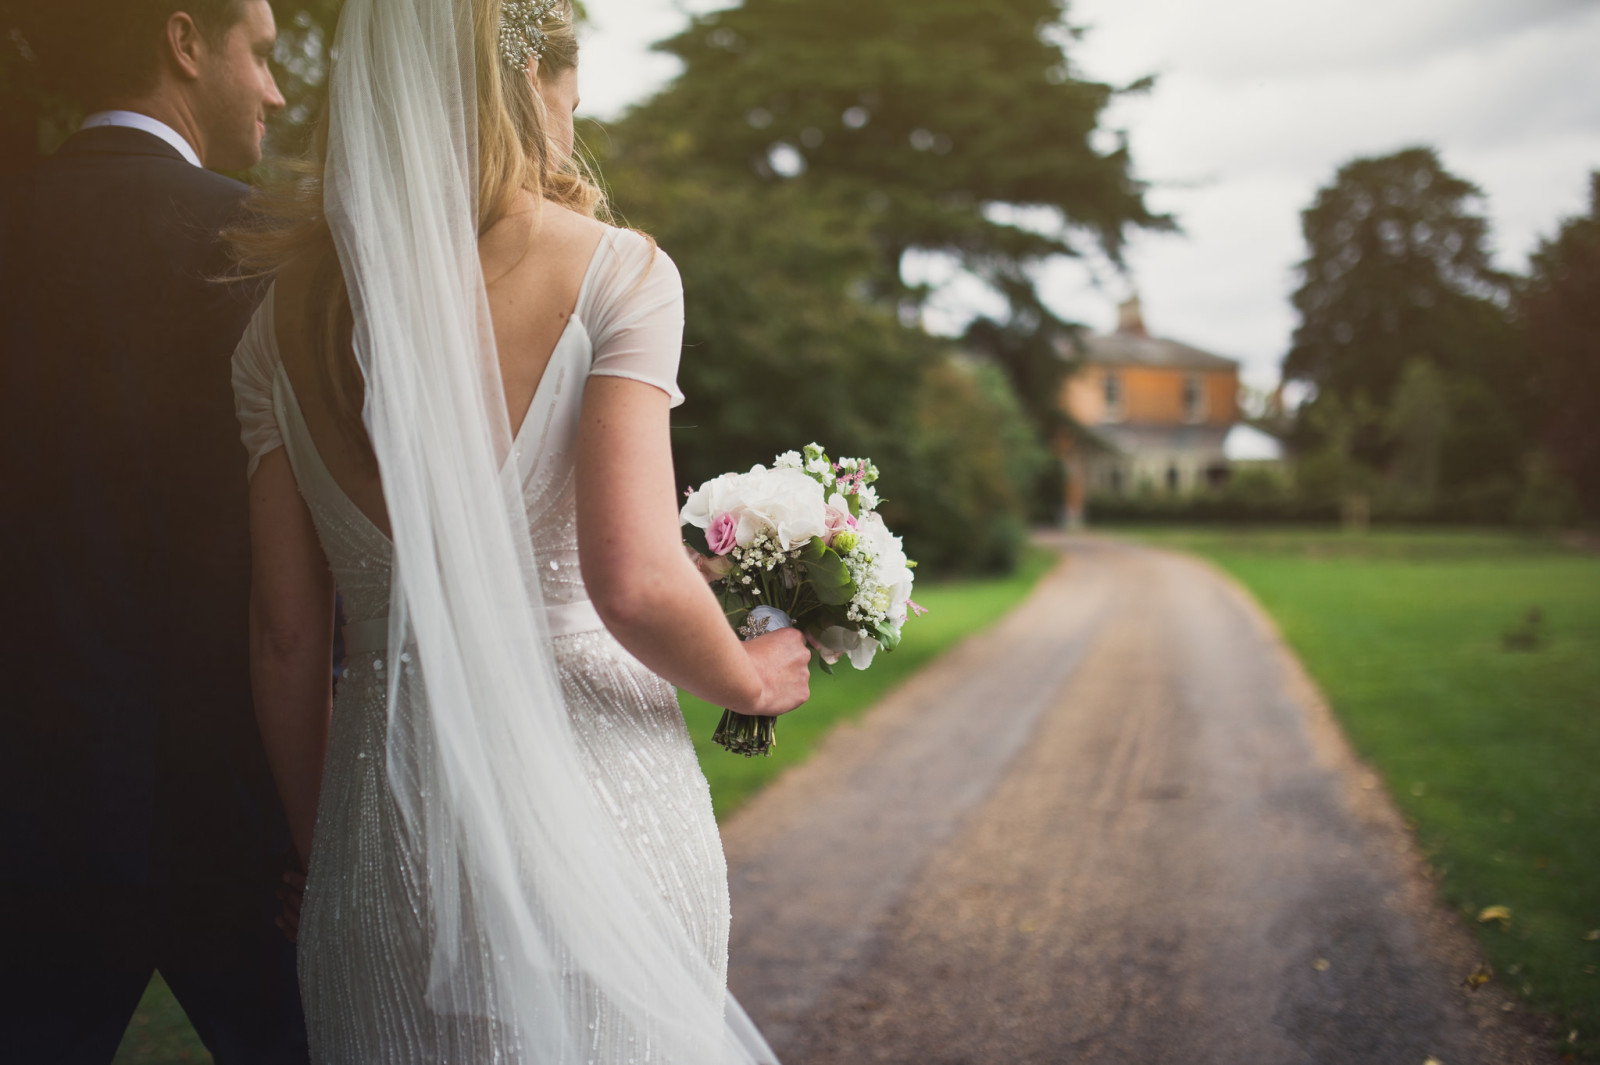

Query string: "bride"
[228, 0, 808, 1060]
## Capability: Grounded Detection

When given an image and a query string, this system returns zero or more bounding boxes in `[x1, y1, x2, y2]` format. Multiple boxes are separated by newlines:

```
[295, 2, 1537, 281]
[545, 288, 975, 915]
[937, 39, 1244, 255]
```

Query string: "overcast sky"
[576, 0, 1600, 392]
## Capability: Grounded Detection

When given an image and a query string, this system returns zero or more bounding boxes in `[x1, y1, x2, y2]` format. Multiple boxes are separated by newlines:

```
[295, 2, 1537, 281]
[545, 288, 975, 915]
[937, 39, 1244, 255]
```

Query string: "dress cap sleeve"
[231, 285, 285, 480]
[581, 229, 686, 408]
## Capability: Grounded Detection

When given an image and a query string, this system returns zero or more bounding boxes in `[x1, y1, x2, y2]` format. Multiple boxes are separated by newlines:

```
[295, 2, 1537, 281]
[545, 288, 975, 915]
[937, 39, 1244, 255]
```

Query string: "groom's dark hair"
[21, 0, 250, 110]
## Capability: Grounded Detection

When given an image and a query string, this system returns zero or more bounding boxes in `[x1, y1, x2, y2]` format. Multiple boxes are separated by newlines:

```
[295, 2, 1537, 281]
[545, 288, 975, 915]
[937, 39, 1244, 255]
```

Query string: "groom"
[0, 2, 308, 1062]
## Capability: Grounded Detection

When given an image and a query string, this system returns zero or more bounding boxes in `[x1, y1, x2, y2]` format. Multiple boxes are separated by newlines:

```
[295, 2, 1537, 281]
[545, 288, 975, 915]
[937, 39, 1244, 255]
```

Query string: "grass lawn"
[112, 545, 1060, 1061]
[1120, 525, 1600, 1059]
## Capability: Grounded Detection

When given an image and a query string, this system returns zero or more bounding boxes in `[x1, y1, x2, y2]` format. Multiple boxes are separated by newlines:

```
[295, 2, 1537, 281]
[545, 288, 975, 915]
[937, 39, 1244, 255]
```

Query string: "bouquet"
[681, 443, 923, 756]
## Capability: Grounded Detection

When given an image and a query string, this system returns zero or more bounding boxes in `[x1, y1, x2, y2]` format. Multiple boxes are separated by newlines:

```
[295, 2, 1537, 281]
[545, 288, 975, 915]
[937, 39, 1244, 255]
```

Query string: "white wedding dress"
[232, 228, 734, 1063]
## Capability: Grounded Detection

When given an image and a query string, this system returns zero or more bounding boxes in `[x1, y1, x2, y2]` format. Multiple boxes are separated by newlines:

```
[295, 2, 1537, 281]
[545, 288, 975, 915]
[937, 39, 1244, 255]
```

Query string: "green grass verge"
[684, 544, 1059, 820]
[112, 973, 211, 1064]
[112, 545, 1059, 1061]
[1119, 525, 1600, 1059]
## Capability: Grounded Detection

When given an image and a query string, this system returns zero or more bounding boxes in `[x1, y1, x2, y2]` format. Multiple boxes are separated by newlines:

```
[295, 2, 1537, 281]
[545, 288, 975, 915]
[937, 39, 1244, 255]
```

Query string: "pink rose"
[708, 512, 738, 555]
[823, 503, 856, 546]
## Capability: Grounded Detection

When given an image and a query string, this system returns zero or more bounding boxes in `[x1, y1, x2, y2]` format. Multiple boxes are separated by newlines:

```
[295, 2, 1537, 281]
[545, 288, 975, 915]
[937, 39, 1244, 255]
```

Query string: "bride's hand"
[738, 628, 811, 717]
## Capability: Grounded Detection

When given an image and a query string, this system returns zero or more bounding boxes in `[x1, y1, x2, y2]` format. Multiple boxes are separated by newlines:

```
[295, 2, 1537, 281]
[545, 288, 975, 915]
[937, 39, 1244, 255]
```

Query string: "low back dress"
[231, 227, 731, 1063]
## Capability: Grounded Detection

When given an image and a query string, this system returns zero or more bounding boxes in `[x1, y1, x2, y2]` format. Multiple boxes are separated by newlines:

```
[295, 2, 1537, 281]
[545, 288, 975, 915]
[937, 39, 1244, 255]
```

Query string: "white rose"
[856, 512, 915, 624]
[681, 465, 828, 551]
[681, 470, 752, 531]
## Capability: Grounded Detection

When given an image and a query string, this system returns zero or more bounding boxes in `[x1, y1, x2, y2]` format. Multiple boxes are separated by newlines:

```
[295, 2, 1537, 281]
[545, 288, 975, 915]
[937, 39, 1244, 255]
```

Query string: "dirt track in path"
[720, 536, 1557, 1065]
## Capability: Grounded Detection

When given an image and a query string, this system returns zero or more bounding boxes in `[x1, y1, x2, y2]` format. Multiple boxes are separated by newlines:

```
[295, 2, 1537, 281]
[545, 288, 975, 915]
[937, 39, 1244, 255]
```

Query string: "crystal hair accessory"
[500, 0, 563, 71]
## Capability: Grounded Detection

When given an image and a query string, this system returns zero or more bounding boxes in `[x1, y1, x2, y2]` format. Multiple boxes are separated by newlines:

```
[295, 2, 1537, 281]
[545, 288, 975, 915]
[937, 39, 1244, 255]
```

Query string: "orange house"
[1059, 298, 1240, 525]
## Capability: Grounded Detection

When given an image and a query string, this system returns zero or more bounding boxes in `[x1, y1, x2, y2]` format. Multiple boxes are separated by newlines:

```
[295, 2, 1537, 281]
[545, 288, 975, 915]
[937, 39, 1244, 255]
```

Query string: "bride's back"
[273, 194, 606, 536]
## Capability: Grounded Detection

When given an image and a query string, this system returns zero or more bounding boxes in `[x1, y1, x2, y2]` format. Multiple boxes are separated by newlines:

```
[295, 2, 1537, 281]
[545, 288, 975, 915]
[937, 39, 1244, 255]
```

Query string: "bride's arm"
[247, 448, 335, 867]
[576, 376, 811, 716]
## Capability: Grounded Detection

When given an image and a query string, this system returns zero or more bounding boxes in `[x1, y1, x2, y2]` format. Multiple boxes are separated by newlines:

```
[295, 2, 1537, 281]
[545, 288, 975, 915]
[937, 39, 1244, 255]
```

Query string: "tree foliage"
[602, 138, 1049, 572]
[609, 0, 1166, 455]
[3, 0, 1159, 568]
[1285, 147, 1512, 407]
[1284, 147, 1530, 503]
[633, 0, 1161, 272]
[601, 0, 1164, 534]
[1520, 173, 1600, 516]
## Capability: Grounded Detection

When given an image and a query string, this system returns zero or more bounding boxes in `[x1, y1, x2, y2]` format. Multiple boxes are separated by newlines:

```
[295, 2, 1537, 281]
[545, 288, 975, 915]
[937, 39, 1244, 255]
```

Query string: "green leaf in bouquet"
[718, 587, 750, 627]
[682, 526, 711, 555]
[872, 619, 904, 653]
[799, 537, 855, 605]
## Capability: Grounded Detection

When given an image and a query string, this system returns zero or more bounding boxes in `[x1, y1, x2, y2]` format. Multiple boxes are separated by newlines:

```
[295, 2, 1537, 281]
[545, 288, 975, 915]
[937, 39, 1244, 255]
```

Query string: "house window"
[1102, 371, 1124, 421]
[1182, 375, 1206, 422]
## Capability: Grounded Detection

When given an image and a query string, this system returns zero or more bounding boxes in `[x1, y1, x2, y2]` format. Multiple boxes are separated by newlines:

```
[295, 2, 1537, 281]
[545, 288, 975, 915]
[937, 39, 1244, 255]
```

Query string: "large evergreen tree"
[1520, 173, 1600, 516]
[608, 0, 1167, 441]
[1284, 147, 1527, 499]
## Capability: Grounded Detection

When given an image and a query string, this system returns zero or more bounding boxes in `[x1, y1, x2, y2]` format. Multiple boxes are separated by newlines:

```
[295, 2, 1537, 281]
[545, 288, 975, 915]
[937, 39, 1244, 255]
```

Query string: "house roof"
[1075, 296, 1239, 372]
[1092, 424, 1231, 457]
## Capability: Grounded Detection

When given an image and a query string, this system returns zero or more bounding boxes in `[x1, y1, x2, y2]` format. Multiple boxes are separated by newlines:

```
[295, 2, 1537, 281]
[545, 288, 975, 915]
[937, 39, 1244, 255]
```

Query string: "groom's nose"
[264, 69, 286, 114]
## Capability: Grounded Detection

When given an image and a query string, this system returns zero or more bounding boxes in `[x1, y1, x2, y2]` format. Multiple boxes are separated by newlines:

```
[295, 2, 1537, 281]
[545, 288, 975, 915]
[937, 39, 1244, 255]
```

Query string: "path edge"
[1162, 541, 1563, 1063]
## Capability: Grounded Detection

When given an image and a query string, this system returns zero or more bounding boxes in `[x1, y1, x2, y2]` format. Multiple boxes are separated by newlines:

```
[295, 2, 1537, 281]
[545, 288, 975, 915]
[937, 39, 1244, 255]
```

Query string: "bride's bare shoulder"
[482, 193, 612, 283]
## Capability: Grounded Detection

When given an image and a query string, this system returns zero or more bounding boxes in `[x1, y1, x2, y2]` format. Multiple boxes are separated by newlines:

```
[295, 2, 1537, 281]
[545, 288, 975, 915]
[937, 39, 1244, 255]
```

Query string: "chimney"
[1116, 295, 1148, 337]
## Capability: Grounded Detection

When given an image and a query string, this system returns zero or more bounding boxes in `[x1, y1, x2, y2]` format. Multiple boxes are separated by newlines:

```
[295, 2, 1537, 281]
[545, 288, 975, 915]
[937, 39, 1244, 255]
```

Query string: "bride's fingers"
[743, 629, 811, 715]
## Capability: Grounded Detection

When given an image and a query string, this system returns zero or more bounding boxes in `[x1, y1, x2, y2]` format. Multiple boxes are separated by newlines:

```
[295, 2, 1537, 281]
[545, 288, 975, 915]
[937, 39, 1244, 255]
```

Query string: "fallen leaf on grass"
[1584, 929, 1600, 942]
[1477, 905, 1511, 929]
[1462, 962, 1492, 990]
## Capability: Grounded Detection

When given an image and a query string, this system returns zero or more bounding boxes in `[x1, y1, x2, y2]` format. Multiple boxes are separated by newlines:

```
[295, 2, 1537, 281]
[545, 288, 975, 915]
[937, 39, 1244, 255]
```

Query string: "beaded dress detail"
[232, 229, 727, 1064]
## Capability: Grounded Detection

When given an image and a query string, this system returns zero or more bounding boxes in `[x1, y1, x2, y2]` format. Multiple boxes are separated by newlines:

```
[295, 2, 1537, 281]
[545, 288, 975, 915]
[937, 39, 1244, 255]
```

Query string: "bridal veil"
[321, 0, 773, 1059]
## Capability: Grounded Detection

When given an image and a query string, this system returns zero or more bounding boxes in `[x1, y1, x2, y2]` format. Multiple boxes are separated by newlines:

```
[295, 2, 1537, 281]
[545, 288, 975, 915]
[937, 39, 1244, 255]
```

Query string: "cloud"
[1064, 0, 1600, 386]
[1071, 0, 1599, 83]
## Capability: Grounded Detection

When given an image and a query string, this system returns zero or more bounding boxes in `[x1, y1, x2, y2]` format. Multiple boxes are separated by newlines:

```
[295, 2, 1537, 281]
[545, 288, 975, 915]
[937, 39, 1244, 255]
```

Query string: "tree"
[604, 139, 1044, 571]
[1385, 358, 1447, 508]
[610, 0, 1167, 450]
[1284, 147, 1528, 498]
[1520, 172, 1600, 516]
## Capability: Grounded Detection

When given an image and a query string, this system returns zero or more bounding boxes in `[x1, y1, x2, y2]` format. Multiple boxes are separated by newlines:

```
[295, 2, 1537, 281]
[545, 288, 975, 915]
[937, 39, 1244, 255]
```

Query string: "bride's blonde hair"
[229, 0, 604, 468]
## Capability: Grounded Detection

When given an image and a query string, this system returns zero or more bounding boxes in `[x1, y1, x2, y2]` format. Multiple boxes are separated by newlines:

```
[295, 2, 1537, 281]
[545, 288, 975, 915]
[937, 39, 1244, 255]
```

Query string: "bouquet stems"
[710, 604, 791, 757]
[712, 708, 776, 758]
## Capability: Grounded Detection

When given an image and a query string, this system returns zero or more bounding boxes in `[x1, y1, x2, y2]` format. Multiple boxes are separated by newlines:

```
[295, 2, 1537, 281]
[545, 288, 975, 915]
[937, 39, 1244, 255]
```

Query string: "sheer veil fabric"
[322, 0, 774, 1060]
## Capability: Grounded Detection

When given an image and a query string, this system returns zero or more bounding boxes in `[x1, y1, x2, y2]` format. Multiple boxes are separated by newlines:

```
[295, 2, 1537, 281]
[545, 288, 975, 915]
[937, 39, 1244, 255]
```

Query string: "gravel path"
[721, 535, 1557, 1065]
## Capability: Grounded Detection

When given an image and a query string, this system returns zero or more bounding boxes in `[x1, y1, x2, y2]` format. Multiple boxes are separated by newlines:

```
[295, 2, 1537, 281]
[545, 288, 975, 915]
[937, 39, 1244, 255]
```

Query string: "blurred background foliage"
[2, 0, 1160, 574]
[4, 1, 1596, 559]
[596, 0, 1164, 570]
[1097, 148, 1598, 531]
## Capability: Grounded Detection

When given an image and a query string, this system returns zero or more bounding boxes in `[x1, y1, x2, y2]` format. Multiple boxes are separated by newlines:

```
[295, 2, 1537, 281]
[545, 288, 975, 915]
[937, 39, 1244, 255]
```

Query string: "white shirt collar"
[80, 111, 203, 169]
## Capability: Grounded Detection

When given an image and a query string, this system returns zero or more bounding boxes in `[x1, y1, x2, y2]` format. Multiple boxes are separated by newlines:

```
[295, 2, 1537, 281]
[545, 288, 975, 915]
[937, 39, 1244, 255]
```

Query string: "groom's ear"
[162, 11, 209, 83]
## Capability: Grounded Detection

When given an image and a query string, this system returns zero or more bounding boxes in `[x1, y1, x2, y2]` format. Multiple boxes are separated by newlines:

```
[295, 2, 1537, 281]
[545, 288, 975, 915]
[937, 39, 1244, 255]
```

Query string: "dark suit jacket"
[0, 125, 290, 965]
